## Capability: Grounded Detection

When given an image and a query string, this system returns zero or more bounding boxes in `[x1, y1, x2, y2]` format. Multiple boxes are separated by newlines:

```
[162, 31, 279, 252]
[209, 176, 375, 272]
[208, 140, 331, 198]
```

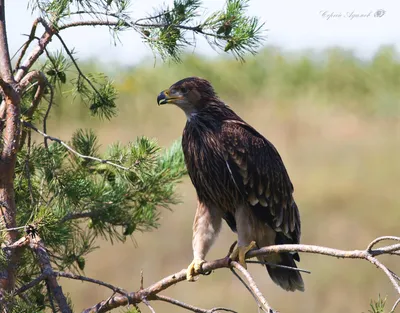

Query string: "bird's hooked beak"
[157, 90, 168, 105]
[157, 89, 183, 106]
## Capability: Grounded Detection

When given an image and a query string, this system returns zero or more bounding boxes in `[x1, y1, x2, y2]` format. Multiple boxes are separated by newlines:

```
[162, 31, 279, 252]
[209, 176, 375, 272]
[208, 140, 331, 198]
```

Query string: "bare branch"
[14, 18, 55, 83]
[143, 298, 156, 313]
[83, 239, 400, 313]
[229, 267, 261, 310]
[14, 273, 46, 295]
[0, 67, 21, 298]
[231, 261, 273, 313]
[14, 18, 41, 73]
[367, 236, 400, 251]
[17, 70, 47, 94]
[29, 234, 73, 313]
[1, 235, 29, 251]
[54, 271, 128, 296]
[392, 298, 400, 313]
[24, 121, 132, 171]
[153, 294, 238, 313]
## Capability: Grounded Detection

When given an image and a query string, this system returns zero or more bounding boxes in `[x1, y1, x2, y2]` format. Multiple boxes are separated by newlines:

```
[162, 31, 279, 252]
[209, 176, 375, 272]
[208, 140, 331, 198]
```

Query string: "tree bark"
[0, 0, 21, 305]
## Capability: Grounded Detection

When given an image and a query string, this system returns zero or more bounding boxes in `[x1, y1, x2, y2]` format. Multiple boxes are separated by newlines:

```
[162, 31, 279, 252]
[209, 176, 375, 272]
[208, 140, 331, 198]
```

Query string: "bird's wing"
[221, 119, 300, 243]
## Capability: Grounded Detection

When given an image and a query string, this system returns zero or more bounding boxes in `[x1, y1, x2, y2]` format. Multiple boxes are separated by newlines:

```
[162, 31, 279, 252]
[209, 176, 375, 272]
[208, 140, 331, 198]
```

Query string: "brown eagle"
[157, 77, 304, 292]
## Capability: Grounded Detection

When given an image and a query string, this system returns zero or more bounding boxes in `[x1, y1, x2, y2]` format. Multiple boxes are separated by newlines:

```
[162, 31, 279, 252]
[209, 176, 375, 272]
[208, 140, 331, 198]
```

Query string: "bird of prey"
[157, 77, 304, 292]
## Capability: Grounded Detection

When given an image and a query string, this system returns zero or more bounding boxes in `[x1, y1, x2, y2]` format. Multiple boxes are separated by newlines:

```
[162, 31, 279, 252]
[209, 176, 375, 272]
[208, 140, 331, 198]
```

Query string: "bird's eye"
[180, 87, 188, 94]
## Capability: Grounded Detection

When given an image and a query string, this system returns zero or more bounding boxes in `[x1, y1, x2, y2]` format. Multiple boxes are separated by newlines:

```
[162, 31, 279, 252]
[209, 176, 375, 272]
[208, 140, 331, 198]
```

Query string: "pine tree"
[0, 1, 264, 312]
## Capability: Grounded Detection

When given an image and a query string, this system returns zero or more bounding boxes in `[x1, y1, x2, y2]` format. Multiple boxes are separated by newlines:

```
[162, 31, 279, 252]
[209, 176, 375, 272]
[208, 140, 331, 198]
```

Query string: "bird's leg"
[229, 205, 257, 269]
[187, 201, 222, 281]
[229, 241, 257, 269]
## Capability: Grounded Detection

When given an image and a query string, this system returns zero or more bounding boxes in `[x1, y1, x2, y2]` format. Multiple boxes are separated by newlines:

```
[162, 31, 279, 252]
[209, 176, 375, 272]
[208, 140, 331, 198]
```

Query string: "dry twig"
[153, 294, 238, 313]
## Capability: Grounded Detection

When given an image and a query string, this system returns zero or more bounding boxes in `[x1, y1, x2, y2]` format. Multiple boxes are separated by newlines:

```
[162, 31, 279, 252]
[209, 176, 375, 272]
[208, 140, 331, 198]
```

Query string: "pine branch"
[58, 20, 128, 30]
[82, 237, 400, 313]
[24, 121, 132, 171]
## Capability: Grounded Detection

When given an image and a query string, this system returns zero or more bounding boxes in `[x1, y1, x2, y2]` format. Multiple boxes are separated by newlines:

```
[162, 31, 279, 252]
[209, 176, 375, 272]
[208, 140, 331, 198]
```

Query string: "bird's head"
[157, 77, 218, 118]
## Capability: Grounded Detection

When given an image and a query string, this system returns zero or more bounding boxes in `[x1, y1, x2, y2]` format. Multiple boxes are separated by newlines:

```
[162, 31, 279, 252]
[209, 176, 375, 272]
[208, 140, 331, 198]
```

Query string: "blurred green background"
[49, 46, 399, 313]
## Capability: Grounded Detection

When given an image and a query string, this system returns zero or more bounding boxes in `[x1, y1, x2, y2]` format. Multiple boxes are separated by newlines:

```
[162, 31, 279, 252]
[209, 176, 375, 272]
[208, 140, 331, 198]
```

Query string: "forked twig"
[143, 298, 156, 313]
[367, 236, 400, 251]
[153, 294, 238, 313]
[231, 261, 274, 313]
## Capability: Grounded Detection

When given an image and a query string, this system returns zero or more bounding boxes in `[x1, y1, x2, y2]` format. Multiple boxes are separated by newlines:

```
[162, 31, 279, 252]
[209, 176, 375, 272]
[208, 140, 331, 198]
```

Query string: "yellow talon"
[229, 241, 257, 269]
[186, 258, 205, 281]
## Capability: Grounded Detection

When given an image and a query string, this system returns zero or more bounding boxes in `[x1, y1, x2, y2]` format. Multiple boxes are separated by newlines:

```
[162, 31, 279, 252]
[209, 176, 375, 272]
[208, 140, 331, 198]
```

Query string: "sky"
[6, 0, 400, 65]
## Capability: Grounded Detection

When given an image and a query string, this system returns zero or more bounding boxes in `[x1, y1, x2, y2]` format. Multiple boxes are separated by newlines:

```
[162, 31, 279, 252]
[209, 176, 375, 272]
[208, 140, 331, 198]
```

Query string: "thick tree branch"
[0, 0, 12, 83]
[29, 235, 72, 313]
[0, 76, 21, 299]
[83, 238, 400, 313]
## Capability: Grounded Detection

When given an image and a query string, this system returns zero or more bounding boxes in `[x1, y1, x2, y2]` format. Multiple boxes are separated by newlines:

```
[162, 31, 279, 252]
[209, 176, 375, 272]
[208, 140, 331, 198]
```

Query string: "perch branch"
[83, 238, 400, 313]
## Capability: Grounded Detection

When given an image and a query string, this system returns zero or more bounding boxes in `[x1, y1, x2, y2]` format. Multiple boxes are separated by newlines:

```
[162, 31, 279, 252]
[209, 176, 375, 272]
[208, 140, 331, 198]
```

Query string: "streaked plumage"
[157, 77, 304, 292]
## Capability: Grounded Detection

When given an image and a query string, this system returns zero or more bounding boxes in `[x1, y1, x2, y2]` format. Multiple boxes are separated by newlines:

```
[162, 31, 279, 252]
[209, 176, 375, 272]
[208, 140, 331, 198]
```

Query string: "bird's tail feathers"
[265, 252, 304, 292]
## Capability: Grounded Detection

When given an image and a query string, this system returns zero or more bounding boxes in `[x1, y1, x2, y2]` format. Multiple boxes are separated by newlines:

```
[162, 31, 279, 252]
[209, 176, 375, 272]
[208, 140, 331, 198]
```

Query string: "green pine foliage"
[367, 295, 388, 313]
[7, 126, 187, 308]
